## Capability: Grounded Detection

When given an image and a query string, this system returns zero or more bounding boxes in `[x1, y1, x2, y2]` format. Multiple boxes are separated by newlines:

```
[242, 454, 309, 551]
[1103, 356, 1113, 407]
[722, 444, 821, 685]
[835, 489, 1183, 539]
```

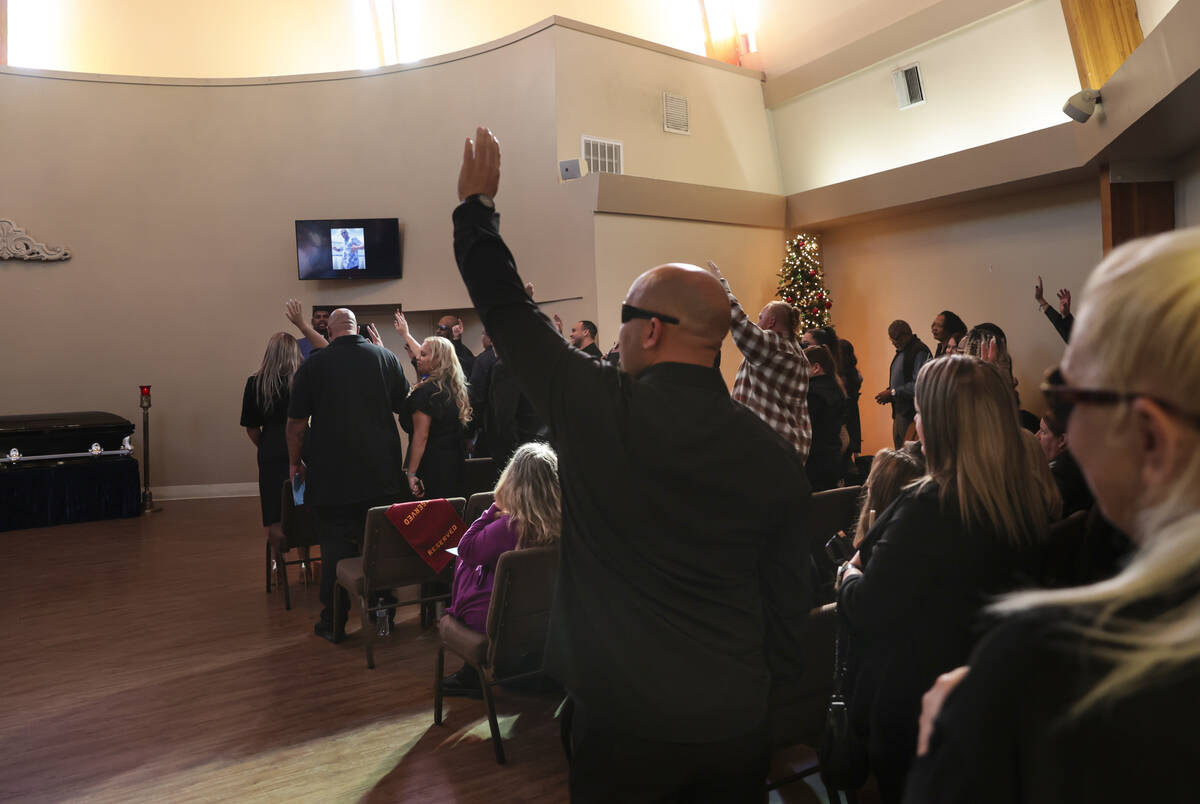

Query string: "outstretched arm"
[286, 299, 328, 349]
[705, 261, 776, 365]
[393, 310, 423, 359]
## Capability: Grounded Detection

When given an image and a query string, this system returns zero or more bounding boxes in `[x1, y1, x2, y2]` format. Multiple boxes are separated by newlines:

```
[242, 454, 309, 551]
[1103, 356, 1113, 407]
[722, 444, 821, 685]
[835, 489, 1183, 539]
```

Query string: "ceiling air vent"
[663, 92, 690, 135]
[581, 135, 623, 175]
[893, 63, 925, 109]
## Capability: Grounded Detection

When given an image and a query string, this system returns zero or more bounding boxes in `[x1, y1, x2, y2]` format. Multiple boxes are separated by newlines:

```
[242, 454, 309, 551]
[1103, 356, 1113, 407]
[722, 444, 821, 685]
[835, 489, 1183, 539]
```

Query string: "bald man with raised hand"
[707, 261, 813, 462]
[451, 127, 812, 803]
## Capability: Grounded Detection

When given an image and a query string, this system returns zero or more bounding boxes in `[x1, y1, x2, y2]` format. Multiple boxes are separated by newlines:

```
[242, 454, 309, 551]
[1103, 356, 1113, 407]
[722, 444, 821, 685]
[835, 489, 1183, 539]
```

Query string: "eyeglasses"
[1041, 367, 1200, 428]
[620, 302, 680, 325]
[435, 323, 454, 331]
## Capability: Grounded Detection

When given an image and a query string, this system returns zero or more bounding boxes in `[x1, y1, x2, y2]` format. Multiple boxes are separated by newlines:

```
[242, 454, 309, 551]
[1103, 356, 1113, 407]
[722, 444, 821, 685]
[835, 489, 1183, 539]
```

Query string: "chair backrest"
[465, 491, 495, 525]
[485, 546, 560, 676]
[361, 497, 467, 591]
[462, 457, 499, 497]
[807, 486, 862, 550]
[279, 478, 320, 549]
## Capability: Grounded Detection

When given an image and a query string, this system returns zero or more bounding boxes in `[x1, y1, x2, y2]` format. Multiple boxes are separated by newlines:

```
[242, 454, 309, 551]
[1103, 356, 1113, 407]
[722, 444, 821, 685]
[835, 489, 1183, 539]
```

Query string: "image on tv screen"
[296, 218, 402, 280]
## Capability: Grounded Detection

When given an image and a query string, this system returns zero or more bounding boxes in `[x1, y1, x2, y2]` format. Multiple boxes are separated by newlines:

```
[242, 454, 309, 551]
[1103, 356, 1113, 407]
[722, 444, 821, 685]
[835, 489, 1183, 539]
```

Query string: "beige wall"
[0, 29, 602, 494]
[770, 0, 1080, 194]
[554, 27, 783, 195]
[821, 180, 1102, 454]
[592, 214, 786, 389]
[7, 0, 707, 77]
[1136, 0, 1181, 34]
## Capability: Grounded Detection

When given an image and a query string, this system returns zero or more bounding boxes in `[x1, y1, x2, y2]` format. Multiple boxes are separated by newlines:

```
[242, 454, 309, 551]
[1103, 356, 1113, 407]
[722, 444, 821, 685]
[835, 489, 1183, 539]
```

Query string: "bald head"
[758, 301, 798, 336]
[328, 308, 357, 338]
[619, 264, 729, 375]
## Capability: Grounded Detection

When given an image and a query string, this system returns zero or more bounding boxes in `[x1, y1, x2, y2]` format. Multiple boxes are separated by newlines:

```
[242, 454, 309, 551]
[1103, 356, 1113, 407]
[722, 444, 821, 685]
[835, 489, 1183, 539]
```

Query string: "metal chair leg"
[434, 646, 445, 725]
[265, 540, 272, 593]
[479, 669, 506, 764]
[361, 594, 375, 669]
[278, 547, 292, 611]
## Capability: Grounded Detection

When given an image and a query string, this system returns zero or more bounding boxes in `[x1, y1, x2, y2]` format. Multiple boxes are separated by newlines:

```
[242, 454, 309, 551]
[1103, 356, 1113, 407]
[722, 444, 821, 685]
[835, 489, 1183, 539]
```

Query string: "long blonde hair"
[853, 446, 925, 547]
[416, 336, 472, 427]
[995, 228, 1200, 713]
[914, 355, 1054, 546]
[255, 332, 302, 413]
[494, 442, 562, 548]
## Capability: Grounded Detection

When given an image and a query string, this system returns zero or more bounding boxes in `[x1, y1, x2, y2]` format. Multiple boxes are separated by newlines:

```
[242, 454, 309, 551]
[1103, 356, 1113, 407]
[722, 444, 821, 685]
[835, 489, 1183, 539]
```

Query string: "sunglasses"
[1042, 367, 1200, 428]
[621, 303, 680, 325]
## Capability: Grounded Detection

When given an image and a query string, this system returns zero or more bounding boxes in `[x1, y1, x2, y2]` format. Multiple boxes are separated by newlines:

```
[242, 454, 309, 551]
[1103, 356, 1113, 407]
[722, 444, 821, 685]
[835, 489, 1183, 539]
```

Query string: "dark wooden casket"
[0, 411, 135, 462]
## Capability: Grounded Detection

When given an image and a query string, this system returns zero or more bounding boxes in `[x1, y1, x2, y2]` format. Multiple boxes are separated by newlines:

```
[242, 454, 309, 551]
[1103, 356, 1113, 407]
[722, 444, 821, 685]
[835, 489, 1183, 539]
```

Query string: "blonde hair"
[416, 336, 472, 427]
[914, 355, 1054, 546]
[255, 332, 302, 414]
[494, 442, 562, 549]
[853, 446, 925, 547]
[995, 228, 1200, 712]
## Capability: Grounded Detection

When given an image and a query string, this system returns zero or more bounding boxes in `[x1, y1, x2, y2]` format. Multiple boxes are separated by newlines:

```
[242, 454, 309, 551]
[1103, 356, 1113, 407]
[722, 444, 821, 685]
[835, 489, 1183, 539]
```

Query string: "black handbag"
[818, 609, 869, 790]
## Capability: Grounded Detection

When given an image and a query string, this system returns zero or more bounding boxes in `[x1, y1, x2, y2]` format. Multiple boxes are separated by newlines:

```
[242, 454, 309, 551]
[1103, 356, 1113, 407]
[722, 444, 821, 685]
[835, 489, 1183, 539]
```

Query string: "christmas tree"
[776, 232, 832, 331]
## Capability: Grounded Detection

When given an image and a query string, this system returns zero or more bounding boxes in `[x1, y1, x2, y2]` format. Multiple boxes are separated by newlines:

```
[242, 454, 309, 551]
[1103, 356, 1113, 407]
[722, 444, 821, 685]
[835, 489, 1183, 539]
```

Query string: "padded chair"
[334, 497, 466, 669]
[464, 491, 495, 526]
[266, 478, 322, 610]
[767, 602, 856, 804]
[807, 486, 863, 602]
[434, 545, 560, 764]
[462, 457, 499, 497]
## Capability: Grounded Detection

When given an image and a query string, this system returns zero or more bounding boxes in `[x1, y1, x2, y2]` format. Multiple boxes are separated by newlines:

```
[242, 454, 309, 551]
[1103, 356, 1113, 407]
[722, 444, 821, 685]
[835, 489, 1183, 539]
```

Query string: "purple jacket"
[445, 504, 518, 633]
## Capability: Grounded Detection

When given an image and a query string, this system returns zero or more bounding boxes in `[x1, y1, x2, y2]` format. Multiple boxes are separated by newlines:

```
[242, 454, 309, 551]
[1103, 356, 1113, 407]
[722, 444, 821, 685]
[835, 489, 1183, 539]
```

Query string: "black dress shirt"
[452, 198, 813, 743]
[287, 334, 410, 506]
[581, 342, 604, 359]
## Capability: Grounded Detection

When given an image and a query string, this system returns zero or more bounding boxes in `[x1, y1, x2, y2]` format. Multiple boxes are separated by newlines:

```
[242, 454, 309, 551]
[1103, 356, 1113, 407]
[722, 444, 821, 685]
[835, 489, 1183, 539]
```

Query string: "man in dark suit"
[451, 127, 812, 802]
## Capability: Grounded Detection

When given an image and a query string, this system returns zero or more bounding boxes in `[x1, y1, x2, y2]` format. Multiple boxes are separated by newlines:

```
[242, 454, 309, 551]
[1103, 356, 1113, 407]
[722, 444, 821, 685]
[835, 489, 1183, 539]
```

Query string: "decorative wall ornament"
[0, 219, 72, 261]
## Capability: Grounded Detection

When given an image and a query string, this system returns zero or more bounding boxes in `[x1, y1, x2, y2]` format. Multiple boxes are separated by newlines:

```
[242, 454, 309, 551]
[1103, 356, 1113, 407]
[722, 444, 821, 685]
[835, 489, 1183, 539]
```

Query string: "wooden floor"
[0, 499, 829, 803]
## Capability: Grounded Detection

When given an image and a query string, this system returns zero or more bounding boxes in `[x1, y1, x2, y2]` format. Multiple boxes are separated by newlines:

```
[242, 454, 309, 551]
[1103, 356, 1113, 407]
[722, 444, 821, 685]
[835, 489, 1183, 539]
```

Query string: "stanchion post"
[139, 385, 160, 513]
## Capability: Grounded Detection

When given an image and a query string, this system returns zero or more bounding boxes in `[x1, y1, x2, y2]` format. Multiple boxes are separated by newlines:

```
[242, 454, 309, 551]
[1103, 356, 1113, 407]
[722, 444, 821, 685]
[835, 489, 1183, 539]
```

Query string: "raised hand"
[452, 321, 464, 339]
[524, 282, 535, 299]
[458, 126, 501, 202]
[393, 310, 409, 337]
[1057, 287, 1072, 316]
[1034, 276, 1046, 305]
[705, 260, 723, 278]
[364, 323, 382, 346]
[286, 299, 305, 327]
[553, 314, 563, 334]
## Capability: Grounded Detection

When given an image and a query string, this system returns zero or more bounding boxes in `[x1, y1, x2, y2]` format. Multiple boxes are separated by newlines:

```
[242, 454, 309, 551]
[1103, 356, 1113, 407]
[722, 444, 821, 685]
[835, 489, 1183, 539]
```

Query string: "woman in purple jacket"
[441, 441, 562, 696]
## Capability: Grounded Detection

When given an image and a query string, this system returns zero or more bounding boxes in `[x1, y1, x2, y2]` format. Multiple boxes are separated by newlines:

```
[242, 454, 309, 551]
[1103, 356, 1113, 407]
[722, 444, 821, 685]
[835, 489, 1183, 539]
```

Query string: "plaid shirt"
[721, 279, 812, 461]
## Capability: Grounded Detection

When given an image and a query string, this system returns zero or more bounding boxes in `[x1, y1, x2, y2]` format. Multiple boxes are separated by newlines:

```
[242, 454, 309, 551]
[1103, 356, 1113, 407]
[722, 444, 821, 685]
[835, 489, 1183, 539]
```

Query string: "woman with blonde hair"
[440, 442, 562, 696]
[850, 445, 926, 548]
[240, 332, 303, 531]
[394, 311, 472, 499]
[837, 354, 1055, 803]
[908, 228, 1200, 803]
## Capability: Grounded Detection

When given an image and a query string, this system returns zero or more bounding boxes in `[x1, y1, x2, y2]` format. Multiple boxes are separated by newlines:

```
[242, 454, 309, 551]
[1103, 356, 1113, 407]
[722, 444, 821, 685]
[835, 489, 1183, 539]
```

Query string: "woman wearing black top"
[802, 344, 846, 491]
[394, 311, 472, 500]
[837, 355, 1058, 803]
[240, 332, 302, 527]
[907, 229, 1200, 803]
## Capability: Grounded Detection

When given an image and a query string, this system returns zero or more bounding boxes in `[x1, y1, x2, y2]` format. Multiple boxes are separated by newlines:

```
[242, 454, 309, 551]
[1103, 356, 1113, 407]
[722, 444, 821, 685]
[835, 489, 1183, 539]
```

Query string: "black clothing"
[486, 358, 546, 469]
[842, 365, 863, 455]
[452, 339, 476, 377]
[240, 375, 290, 526]
[1041, 506, 1133, 588]
[906, 595, 1200, 803]
[838, 484, 1038, 803]
[399, 381, 466, 499]
[287, 334, 410, 507]
[805, 374, 847, 492]
[453, 198, 813, 750]
[467, 346, 499, 457]
[1044, 306, 1074, 343]
[312, 496, 397, 629]
[581, 342, 604, 359]
[568, 701, 769, 803]
[1050, 449, 1093, 516]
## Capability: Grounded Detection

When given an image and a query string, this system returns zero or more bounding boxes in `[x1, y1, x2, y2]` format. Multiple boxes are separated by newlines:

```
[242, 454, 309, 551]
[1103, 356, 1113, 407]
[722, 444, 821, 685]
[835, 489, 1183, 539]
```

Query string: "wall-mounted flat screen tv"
[296, 218, 402, 280]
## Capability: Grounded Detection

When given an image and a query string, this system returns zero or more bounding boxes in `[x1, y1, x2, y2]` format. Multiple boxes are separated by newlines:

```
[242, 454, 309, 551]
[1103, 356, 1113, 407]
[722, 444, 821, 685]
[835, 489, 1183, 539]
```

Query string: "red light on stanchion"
[139, 385, 151, 396]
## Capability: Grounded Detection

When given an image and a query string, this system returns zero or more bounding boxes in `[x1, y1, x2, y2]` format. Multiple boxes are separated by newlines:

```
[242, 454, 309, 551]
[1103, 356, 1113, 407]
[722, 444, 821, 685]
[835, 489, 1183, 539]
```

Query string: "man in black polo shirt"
[286, 307, 410, 642]
[452, 128, 812, 801]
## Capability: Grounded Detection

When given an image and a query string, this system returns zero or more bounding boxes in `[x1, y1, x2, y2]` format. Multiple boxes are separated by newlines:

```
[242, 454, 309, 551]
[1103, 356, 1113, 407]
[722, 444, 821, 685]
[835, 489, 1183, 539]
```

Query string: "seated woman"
[394, 311, 472, 500]
[803, 344, 848, 492]
[908, 229, 1200, 803]
[837, 355, 1059, 803]
[441, 441, 562, 696]
[850, 445, 925, 548]
[1036, 410, 1093, 516]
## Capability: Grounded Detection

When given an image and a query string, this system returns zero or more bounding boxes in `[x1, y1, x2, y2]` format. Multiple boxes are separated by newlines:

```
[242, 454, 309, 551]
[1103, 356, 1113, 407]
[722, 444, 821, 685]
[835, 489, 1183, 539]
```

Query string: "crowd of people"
[237, 125, 1199, 802]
